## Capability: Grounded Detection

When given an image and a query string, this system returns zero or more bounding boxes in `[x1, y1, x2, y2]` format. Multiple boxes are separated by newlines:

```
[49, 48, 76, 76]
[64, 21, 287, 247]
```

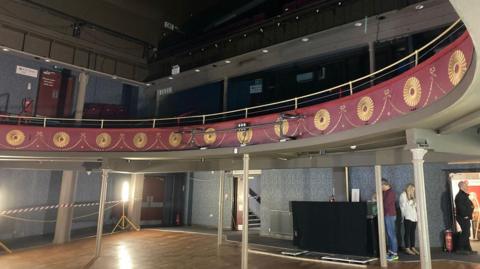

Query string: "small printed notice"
[16, 65, 38, 78]
[351, 189, 360, 202]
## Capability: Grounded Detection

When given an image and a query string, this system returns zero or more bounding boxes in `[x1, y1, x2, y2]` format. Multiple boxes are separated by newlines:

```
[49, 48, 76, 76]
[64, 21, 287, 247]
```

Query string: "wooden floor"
[0, 230, 478, 269]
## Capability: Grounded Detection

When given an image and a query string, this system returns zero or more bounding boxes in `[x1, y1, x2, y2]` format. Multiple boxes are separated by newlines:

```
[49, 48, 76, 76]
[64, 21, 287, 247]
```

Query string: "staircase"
[248, 211, 261, 229]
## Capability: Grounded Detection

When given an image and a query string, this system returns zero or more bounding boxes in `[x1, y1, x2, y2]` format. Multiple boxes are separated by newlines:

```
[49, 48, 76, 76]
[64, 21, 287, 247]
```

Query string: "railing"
[0, 20, 465, 129]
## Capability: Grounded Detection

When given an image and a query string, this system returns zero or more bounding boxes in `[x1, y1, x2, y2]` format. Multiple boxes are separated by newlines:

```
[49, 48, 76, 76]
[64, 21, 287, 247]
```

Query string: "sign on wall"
[171, 65, 180, 75]
[249, 79, 263, 94]
[16, 65, 38, 78]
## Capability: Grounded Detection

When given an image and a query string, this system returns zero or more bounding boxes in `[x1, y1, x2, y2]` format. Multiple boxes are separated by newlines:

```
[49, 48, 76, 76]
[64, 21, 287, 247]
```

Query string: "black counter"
[291, 201, 378, 256]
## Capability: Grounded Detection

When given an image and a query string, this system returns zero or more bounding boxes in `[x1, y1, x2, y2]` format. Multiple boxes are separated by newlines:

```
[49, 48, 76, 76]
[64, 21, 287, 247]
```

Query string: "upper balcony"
[0, 19, 475, 161]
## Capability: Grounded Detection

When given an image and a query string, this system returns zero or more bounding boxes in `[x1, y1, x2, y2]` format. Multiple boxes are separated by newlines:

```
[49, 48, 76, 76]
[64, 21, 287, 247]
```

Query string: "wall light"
[121, 181, 129, 202]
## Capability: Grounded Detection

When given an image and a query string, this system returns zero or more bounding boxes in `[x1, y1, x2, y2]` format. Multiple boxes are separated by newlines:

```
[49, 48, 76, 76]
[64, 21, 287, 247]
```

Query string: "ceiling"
[24, 0, 271, 45]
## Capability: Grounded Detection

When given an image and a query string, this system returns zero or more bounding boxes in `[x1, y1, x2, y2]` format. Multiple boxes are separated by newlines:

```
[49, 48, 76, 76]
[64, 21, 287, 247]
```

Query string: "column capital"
[410, 148, 428, 160]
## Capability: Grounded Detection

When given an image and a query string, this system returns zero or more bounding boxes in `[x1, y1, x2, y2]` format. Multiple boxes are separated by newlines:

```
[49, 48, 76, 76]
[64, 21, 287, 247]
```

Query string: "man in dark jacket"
[455, 181, 476, 254]
[382, 179, 398, 261]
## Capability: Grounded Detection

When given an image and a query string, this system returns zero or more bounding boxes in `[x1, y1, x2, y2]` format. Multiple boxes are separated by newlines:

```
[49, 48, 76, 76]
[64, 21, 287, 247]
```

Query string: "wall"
[259, 168, 334, 237]
[190, 171, 233, 228]
[349, 163, 479, 248]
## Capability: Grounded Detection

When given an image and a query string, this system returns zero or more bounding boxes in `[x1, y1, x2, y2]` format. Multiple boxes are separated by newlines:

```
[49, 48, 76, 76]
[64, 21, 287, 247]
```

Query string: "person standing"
[455, 181, 476, 254]
[382, 179, 399, 261]
[399, 183, 419, 255]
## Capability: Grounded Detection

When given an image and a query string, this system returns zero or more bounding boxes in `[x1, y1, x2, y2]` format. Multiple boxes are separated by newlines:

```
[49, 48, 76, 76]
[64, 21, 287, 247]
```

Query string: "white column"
[74, 72, 89, 120]
[375, 165, 387, 268]
[95, 169, 109, 258]
[411, 148, 431, 269]
[217, 171, 225, 246]
[53, 171, 77, 244]
[128, 173, 144, 226]
[241, 154, 250, 269]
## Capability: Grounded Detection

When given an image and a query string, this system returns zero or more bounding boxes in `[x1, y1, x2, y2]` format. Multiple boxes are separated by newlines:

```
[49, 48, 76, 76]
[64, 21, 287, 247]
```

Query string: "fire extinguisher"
[444, 229, 453, 252]
[175, 212, 181, 226]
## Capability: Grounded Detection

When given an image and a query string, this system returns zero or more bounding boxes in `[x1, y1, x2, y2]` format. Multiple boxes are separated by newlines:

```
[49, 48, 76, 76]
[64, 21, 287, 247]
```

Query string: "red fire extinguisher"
[175, 212, 181, 226]
[444, 229, 453, 252]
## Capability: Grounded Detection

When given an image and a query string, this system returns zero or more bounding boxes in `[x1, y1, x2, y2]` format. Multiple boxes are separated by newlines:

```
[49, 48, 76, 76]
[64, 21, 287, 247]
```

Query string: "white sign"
[249, 79, 263, 94]
[171, 65, 180, 75]
[16, 65, 38, 78]
[351, 189, 360, 202]
[164, 21, 175, 31]
[156, 87, 173, 97]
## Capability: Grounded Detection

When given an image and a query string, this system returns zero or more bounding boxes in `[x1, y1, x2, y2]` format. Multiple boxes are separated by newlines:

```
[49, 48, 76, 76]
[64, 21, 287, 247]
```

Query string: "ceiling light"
[2, 48, 9, 52]
[214, 43, 218, 47]
[277, 22, 281, 27]
[195, 69, 200, 72]
[259, 28, 264, 33]
[200, 146, 208, 150]
[415, 4, 424, 10]
[233, 147, 238, 154]
[354, 22, 362, 27]
[295, 16, 299, 20]
[350, 145, 357, 150]
[168, 76, 173, 80]
[301, 37, 309, 42]
[284, 8, 289, 11]
[316, 9, 320, 13]
[45, 59, 51, 62]
[262, 49, 269, 53]
[112, 76, 118, 79]
[146, 83, 151, 86]
[224, 60, 231, 64]
[277, 157, 288, 161]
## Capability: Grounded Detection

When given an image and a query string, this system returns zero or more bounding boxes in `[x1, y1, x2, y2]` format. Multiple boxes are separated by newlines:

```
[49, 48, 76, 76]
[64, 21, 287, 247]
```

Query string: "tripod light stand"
[112, 181, 140, 233]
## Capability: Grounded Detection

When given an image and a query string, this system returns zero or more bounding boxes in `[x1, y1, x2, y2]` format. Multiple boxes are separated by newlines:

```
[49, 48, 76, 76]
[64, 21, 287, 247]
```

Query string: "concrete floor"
[0, 230, 478, 269]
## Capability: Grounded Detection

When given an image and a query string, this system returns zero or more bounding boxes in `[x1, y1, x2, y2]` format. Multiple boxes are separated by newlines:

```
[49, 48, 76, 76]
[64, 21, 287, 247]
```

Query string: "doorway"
[231, 170, 262, 231]
[449, 172, 480, 252]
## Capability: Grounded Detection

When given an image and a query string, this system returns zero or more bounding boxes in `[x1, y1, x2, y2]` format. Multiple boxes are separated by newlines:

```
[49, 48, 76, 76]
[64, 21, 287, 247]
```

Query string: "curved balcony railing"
[0, 20, 465, 130]
[0, 19, 474, 153]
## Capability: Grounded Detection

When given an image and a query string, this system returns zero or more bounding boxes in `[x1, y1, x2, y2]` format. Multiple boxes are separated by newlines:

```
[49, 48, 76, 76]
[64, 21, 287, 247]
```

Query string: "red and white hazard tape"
[0, 200, 121, 216]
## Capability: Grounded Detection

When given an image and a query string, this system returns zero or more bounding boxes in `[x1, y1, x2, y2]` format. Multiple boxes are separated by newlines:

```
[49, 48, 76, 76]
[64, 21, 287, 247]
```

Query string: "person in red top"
[382, 179, 398, 261]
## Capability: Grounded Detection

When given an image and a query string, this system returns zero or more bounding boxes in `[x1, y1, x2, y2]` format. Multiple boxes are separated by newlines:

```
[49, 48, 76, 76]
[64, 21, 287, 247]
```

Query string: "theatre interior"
[0, 0, 480, 268]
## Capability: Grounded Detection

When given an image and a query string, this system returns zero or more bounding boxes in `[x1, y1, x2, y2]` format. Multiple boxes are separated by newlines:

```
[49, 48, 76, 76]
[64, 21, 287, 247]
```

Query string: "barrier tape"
[0, 200, 122, 216]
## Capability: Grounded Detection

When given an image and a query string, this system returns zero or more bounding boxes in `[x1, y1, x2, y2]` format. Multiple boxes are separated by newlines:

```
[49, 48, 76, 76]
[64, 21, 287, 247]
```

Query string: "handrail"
[0, 19, 464, 128]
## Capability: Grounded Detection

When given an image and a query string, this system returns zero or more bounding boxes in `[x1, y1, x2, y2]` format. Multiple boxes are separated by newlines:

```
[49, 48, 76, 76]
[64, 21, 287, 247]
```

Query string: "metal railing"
[0, 20, 465, 129]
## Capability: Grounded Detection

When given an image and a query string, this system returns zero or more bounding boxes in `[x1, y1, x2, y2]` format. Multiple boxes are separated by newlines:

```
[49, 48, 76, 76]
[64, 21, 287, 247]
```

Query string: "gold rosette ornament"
[448, 49, 467, 86]
[53, 132, 70, 148]
[237, 128, 253, 144]
[133, 133, 148, 149]
[169, 132, 182, 148]
[314, 109, 331, 131]
[356, 96, 374, 122]
[96, 132, 112, 148]
[203, 128, 217, 145]
[6, 130, 25, 146]
[274, 118, 289, 137]
[403, 77, 422, 107]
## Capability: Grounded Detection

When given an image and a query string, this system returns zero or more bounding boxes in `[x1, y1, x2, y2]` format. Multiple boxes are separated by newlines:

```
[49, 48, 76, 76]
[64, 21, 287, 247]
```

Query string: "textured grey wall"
[259, 168, 334, 236]
[0, 169, 61, 239]
[348, 163, 471, 248]
[190, 171, 233, 228]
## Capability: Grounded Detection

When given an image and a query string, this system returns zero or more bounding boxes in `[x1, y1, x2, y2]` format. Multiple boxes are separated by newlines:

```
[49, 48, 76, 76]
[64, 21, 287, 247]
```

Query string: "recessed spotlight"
[354, 22, 362, 27]
[45, 59, 51, 62]
[2, 48, 9, 52]
[315, 9, 320, 13]
[200, 146, 208, 150]
[350, 145, 357, 150]
[415, 4, 424, 10]
[224, 60, 231, 64]
[112, 76, 117, 79]
[146, 83, 151, 86]
[262, 49, 269, 53]
[168, 76, 173, 80]
[295, 16, 299, 20]
[214, 43, 218, 47]
[301, 37, 309, 42]
[277, 22, 281, 27]
[259, 28, 264, 33]
[243, 33, 247, 38]
[195, 69, 200, 72]
[284, 8, 289, 11]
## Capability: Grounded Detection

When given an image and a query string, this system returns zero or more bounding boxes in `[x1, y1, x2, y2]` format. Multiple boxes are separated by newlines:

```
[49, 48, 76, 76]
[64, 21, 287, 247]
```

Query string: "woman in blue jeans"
[382, 179, 398, 261]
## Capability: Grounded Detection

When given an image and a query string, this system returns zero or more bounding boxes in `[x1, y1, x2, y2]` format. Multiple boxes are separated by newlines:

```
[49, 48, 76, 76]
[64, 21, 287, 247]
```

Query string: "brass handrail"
[0, 19, 463, 128]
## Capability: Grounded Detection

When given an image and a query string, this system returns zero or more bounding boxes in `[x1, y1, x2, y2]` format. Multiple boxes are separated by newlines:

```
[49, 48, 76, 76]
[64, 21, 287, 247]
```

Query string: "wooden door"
[141, 176, 165, 226]
[35, 69, 62, 117]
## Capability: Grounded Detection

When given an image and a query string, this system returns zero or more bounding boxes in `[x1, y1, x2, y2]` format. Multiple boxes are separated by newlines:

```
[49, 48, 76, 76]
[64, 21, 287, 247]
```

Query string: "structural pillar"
[217, 171, 225, 246]
[375, 165, 387, 268]
[53, 72, 89, 244]
[411, 148, 431, 269]
[74, 72, 89, 120]
[223, 77, 229, 112]
[368, 41, 376, 85]
[241, 154, 250, 269]
[53, 171, 77, 244]
[95, 169, 109, 258]
[128, 173, 144, 226]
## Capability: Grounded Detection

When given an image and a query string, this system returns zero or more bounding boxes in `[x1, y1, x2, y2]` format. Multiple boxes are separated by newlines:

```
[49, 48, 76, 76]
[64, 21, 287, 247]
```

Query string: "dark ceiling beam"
[19, 0, 153, 47]
[203, 0, 269, 32]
